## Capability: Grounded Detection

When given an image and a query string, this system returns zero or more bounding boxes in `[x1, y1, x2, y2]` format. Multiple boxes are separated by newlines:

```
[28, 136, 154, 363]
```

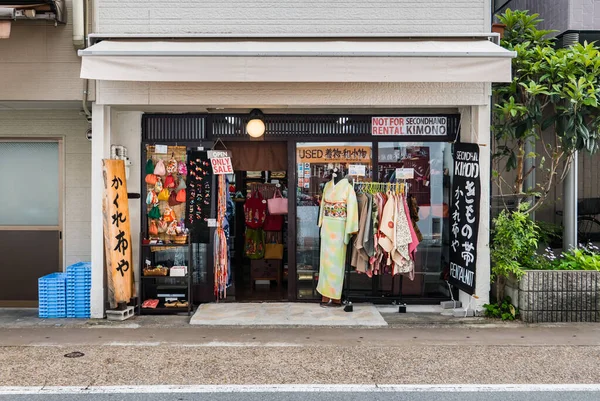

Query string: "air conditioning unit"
[0, 0, 66, 24]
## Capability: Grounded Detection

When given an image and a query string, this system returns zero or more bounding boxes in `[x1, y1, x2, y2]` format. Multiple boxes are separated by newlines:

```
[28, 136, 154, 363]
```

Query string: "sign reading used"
[372, 116, 448, 136]
[349, 164, 367, 177]
[102, 159, 136, 309]
[448, 143, 481, 295]
[297, 146, 371, 163]
[210, 157, 233, 175]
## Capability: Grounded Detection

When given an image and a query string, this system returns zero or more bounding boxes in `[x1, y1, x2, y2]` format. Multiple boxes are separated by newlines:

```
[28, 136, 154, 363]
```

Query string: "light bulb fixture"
[246, 109, 265, 138]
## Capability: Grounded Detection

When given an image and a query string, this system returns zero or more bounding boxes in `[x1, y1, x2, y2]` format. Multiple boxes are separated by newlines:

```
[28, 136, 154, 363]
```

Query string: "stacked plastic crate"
[66, 262, 91, 318]
[38, 273, 67, 318]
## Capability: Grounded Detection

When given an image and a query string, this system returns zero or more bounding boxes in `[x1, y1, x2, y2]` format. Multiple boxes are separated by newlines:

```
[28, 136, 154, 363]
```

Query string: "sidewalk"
[1, 307, 599, 387]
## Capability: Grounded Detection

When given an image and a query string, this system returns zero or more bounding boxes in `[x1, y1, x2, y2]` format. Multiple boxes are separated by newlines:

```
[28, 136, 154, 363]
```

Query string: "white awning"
[79, 39, 515, 83]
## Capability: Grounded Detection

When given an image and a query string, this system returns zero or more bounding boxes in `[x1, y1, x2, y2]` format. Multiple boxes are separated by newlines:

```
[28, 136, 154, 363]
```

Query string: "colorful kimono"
[317, 178, 359, 300]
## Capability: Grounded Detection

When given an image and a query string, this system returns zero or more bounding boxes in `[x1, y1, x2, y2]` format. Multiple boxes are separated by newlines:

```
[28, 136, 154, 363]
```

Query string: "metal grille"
[211, 114, 460, 139]
[520, 270, 600, 323]
[143, 113, 460, 141]
[142, 114, 206, 142]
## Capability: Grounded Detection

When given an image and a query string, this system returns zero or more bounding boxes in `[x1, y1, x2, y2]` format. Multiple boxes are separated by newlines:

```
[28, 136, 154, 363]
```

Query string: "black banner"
[449, 143, 481, 295]
[186, 150, 213, 244]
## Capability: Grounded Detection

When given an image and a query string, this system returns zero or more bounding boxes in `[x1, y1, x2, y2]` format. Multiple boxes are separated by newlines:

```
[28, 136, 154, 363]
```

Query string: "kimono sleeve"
[318, 182, 329, 228]
[344, 185, 359, 245]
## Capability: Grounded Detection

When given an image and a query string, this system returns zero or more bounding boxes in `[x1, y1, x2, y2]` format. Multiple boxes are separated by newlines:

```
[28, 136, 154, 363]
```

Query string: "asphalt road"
[1, 391, 599, 401]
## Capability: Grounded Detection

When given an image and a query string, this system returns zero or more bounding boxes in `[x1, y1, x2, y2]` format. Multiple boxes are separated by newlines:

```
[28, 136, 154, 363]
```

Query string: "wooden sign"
[297, 146, 371, 163]
[102, 159, 135, 309]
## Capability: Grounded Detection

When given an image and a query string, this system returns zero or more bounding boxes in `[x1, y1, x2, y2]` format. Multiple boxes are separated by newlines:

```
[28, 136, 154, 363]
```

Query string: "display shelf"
[141, 243, 190, 248]
[140, 275, 191, 280]
[140, 306, 190, 314]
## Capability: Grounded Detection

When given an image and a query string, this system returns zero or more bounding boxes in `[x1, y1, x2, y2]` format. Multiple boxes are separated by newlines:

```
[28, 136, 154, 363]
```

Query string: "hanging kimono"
[351, 193, 370, 273]
[317, 178, 359, 300]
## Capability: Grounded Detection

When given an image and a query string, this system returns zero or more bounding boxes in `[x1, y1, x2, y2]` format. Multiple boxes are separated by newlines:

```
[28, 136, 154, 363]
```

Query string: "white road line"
[1, 384, 600, 395]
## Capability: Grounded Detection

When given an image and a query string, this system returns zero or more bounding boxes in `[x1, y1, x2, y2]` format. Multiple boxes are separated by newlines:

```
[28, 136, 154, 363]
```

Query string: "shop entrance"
[220, 142, 289, 301]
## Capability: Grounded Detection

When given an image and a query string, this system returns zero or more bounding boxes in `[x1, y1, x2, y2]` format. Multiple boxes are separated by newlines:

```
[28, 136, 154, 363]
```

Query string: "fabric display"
[244, 228, 265, 259]
[316, 178, 359, 301]
[244, 183, 286, 261]
[185, 150, 213, 244]
[350, 183, 420, 280]
[214, 174, 229, 299]
[145, 147, 190, 243]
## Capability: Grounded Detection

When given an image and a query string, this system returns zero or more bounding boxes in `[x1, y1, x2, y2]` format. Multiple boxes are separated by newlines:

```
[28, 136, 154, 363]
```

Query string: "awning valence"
[79, 39, 515, 83]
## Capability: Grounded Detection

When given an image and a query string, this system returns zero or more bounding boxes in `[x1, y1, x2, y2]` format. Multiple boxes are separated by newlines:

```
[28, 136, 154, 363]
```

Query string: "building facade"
[2, 0, 514, 318]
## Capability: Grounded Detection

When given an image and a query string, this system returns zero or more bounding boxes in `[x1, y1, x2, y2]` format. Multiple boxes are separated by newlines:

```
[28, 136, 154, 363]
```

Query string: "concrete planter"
[518, 270, 600, 323]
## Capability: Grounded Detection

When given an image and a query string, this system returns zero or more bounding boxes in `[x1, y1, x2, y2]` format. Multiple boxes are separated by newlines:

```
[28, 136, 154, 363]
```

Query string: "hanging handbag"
[164, 174, 176, 189]
[145, 174, 158, 185]
[154, 159, 166, 176]
[158, 188, 170, 202]
[148, 206, 161, 219]
[263, 213, 284, 231]
[157, 219, 168, 233]
[149, 220, 159, 236]
[244, 228, 265, 259]
[178, 157, 187, 175]
[154, 178, 163, 193]
[243, 190, 267, 229]
[176, 177, 187, 190]
[176, 189, 186, 203]
[166, 155, 178, 174]
[264, 243, 284, 260]
[168, 190, 180, 206]
[163, 207, 176, 223]
[267, 189, 288, 215]
[145, 158, 155, 175]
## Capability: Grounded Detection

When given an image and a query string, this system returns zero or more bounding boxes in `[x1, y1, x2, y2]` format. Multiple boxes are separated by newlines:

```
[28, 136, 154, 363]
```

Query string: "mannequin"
[317, 165, 358, 307]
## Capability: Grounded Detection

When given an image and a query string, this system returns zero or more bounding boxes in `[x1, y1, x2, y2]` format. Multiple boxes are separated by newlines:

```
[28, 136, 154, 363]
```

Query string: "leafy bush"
[483, 297, 519, 321]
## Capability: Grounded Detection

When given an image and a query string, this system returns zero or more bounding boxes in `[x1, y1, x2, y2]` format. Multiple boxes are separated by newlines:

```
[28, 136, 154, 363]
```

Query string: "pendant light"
[246, 109, 266, 138]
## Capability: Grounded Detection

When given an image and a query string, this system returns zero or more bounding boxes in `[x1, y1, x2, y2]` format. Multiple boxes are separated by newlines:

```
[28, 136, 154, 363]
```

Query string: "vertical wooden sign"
[102, 159, 135, 309]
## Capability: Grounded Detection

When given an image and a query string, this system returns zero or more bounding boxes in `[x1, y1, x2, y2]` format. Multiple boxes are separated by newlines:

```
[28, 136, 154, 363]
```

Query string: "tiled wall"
[0, 110, 91, 268]
[570, 0, 600, 30]
[96, 0, 490, 34]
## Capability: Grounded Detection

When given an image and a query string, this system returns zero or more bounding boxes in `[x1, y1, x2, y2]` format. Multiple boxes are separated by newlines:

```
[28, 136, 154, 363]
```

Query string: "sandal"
[177, 301, 189, 308]
[164, 301, 178, 308]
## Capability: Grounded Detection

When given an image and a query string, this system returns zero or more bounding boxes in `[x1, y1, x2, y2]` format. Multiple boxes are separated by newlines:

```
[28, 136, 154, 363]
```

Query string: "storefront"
[80, 36, 514, 318]
[138, 114, 461, 309]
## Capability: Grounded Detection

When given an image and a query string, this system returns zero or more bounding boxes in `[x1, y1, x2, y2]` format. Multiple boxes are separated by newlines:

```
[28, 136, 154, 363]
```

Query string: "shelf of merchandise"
[139, 236, 193, 316]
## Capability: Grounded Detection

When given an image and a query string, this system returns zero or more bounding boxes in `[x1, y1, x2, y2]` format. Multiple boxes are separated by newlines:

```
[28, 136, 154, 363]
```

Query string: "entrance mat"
[189, 303, 387, 327]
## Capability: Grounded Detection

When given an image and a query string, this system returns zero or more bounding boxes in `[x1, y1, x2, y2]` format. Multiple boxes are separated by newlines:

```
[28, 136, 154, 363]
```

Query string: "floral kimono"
[317, 178, 359, 300]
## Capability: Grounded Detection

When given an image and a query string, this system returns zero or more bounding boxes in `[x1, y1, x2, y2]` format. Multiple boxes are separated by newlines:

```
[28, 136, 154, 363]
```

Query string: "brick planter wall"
[519, 270, 600, 323]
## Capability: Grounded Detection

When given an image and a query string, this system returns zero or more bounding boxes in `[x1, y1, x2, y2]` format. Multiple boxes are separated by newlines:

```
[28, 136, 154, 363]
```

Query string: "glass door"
[295, 142, 372, 300]
[0, 140, 62, 305]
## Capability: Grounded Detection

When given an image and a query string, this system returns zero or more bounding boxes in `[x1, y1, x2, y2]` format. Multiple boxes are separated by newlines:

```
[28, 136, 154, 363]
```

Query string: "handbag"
[176, 189, 186, 203]
[158, 188, 170, 202]
[145, 174, 158, 185]
[145, 158, 155, 175]
[148, 206, 161, 219]
[166, 155, 178, 174]
[263, 213, 283, 231]
[163, 207, 176, 223]
[154, 159, 166, 176]
[154, 178, 163, 193]
[244, 228, 265, 259]
[157, 219, 168, 233]
[264, 243, 284, 260]
[148, 220, 158, 236]
[243, 190, 267, 229]
[267, 189, 288, 215]
[164, 174, 176, 189]
[178, 157, 187, 175]
[168, 190, 180, 206]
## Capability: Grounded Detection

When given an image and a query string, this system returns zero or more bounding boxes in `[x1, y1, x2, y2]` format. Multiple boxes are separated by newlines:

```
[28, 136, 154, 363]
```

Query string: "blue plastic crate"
[38, 273, 67, 318]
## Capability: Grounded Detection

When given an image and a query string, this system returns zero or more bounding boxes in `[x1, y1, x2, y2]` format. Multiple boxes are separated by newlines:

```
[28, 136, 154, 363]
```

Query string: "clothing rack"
[343, 181, 410, 313]
[249, 182, 279, 199]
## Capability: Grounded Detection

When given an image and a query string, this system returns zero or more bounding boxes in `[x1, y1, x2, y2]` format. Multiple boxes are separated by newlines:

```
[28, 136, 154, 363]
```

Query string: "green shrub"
[483, 297, 519, 321]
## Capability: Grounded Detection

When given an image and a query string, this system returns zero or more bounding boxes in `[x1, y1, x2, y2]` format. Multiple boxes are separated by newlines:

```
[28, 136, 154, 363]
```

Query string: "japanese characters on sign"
[449, 143, 481, 295]
[102, 159, 135, 309]
[297, 146, 371, 163]
[372, 116, 448, 136]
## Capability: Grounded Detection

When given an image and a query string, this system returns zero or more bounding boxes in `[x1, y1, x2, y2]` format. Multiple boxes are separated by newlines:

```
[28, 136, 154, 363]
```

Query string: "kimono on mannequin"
[317, 177, 359, 301]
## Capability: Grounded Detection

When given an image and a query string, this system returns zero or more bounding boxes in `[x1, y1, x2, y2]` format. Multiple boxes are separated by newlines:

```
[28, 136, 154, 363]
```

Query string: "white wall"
[0, 110, 91, 268]
[97, 82, 490, 107]
[110, 111, 142, 292]
[0, 1, 83, 101]
[96, 0, 490, 35]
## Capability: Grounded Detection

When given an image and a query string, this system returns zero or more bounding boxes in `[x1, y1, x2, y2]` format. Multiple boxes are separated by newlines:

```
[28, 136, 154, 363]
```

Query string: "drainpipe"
[72, 0, 84, 49]
[80, 0, 91, 120]
[562, 32, 580, 250]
